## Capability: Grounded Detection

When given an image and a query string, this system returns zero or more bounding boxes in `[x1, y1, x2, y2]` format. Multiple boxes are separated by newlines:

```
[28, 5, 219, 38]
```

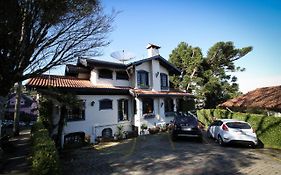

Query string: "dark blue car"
[170, 112, 203, 142]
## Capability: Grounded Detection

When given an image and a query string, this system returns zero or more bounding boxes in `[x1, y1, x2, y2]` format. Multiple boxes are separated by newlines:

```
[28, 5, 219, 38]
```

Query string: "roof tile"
[219, 85, 281, 112]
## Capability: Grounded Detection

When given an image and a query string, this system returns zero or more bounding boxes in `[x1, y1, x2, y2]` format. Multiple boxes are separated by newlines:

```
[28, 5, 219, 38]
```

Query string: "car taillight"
[222, 124, 229, 131]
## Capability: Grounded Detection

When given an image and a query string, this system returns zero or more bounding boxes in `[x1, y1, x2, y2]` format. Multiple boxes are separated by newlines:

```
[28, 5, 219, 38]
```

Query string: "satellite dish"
[110, 50, 135, 63]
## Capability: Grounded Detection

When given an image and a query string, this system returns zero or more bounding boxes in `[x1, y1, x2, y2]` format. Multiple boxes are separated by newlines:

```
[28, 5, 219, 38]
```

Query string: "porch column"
[135, 98, 142, 134]
[173, 98, 177, 112]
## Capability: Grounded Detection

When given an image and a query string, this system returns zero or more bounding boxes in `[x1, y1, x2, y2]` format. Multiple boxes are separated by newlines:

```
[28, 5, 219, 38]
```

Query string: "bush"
[148, 127, 160, 134]
[197, 109, 281, 149]
[31, 120, 61, 175]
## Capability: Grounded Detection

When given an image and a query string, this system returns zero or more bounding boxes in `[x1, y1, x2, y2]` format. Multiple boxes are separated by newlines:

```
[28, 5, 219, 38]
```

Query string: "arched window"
[102, 128, 113, 138]
[99, 99, 113, 110]
[98, 69, 113, 79]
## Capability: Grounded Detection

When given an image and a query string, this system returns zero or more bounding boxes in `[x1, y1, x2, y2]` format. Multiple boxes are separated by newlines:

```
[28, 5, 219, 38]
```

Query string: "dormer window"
[160, 73, 168, 90]
[116, 71, 129, 80]
[137, 70, 149, 89]
[98, 69, 113, 79]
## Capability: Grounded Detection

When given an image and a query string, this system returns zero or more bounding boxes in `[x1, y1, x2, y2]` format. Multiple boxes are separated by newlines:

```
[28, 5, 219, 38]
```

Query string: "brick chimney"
[146, 43, 161, 57]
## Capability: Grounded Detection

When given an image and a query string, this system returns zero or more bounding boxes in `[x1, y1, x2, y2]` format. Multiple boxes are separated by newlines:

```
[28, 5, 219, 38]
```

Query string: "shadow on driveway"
[61, 132, 275, 175]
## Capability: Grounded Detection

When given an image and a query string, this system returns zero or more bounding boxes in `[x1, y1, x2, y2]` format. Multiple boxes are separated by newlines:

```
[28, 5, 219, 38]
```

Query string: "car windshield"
[226, 122, 251, 129]
[175, 115, 198, 126]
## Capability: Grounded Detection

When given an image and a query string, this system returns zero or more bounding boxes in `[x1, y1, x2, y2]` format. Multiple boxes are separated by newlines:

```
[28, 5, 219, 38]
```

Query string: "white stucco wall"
[151, 59, 161, 91]
[134, 60, 170, 91]
[63, 95, 133, 144]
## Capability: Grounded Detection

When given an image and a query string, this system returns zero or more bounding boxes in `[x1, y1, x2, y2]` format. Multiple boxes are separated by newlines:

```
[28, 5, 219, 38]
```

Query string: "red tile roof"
[219, 85, 281, 112]
[26, 75, 131, 90]
[26, 75, 192, 97]
[26, 75, 94, 88]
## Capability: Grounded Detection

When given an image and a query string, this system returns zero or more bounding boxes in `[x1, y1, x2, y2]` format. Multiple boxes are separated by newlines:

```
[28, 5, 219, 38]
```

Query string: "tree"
[169, 41, 252, 109]
[0, 0, 115, 97]
[0, 0, 115, 135]
[39, 89, 81, 149]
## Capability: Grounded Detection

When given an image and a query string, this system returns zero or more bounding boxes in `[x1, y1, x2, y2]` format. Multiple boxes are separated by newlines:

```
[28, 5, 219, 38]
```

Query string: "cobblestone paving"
[62, 133, 281, 175]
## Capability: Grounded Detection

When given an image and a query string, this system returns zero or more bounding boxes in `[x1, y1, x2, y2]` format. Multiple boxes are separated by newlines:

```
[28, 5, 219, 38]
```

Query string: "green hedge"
[31, 120, 61, 175]
[197, 109, 281, 149]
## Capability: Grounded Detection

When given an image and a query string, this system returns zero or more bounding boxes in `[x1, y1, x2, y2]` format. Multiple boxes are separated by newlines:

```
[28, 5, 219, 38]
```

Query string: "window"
[66, 100, 85, 121]
[165, 98, 174, 113]
[98, 69, 113, 79]
[102, 128, 113, 138]
[137, 70, 149, 88]
[64, 132, 85, 145]
[160, 73, 168, 89]
[118, 99, 128, 122]
[177, 99, 183, 112]
[142, 98, 154, 118]
[116, 71, 129, 80]
[99, 99, 113, 110]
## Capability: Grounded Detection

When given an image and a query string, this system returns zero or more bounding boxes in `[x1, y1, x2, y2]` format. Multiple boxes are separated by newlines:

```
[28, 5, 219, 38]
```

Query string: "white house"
[26, 44, 194, 146]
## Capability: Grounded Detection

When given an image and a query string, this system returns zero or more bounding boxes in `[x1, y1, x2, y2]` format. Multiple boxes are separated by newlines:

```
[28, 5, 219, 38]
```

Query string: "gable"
[129, 55, 181, 75]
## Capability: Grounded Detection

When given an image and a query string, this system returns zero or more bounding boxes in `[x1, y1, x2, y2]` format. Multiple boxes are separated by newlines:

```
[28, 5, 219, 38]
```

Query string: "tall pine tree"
[169, 41, 252, 109]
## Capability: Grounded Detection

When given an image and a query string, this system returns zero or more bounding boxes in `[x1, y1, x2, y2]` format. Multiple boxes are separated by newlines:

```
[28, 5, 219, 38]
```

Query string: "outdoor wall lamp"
[161, 102, 164, 107]
[155, 72, 159, 77]
[91, 101, 95, 106]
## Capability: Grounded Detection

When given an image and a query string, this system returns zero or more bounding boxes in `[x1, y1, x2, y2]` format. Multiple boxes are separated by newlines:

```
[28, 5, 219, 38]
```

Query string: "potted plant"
[140, 123, 148, 135]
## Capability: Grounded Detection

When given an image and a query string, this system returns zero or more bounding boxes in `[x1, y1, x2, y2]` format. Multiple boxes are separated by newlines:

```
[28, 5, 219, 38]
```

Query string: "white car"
[207, 119, 258, 147]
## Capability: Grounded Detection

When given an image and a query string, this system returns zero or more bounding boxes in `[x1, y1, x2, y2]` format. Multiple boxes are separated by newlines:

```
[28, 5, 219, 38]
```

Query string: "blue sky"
[52, 0, 281, 93]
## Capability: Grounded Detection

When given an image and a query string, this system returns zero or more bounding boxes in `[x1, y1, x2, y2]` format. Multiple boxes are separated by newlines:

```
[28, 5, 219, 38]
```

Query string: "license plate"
[182, 127, 192, 131]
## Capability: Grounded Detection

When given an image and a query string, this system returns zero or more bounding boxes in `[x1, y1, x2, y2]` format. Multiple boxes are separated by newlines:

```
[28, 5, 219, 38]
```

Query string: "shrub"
[197, 109, 281, 149]
[148, 127, 160, 134]
[31, 120, 61, 175]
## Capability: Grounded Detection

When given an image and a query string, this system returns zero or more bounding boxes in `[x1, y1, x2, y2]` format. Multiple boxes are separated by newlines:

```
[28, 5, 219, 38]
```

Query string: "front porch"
[130, 89, 194, 134]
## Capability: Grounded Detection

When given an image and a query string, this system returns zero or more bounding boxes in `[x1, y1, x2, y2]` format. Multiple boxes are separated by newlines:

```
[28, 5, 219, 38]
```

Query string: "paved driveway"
[62, 133, 281, 175]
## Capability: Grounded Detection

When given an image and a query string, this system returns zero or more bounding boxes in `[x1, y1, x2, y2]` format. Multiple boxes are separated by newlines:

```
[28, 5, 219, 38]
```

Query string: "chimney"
[146, 43, 161, 57]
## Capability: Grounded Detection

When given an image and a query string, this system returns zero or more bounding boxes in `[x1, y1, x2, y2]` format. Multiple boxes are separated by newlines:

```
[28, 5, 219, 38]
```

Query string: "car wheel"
[218, 135, 225, 146]
[250, 143, 256, 149]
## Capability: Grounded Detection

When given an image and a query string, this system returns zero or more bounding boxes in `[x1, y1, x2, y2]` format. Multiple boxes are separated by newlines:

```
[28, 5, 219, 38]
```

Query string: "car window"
[211, 120, 222, 126]
[175, 116, 198, 125]
[226, 122, 251, 129]
[217, 121, 223, 126]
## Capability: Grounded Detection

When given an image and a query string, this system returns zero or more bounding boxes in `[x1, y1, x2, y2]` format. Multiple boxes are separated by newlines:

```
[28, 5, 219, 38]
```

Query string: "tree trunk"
[13, 82, 22, 136]
[56, 105, 66, 150]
